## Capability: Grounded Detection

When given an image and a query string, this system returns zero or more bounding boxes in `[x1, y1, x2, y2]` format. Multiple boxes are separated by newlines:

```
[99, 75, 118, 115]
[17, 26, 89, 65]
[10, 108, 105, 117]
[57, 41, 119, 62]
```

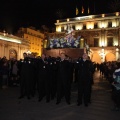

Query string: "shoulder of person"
[115, 68, 120, 73]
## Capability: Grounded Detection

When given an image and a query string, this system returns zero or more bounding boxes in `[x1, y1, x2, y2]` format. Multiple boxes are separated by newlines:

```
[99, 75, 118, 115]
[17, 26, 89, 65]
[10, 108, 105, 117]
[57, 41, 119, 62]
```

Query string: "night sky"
[0, 0, 115, 34]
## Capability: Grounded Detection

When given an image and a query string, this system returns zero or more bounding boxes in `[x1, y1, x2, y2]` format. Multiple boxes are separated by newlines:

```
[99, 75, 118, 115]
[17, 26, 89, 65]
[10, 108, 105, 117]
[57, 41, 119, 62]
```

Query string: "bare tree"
[40, 25, 49, 33]
[108, 0, 120, 12]
[56, 9, 65, 19]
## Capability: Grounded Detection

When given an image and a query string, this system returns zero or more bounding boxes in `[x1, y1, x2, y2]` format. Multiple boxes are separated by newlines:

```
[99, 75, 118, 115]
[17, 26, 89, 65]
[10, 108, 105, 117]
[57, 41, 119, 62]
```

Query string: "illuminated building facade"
[0, 32, 30, 60]
[53, 12, 120, 63]
[17, 27, 44, 56]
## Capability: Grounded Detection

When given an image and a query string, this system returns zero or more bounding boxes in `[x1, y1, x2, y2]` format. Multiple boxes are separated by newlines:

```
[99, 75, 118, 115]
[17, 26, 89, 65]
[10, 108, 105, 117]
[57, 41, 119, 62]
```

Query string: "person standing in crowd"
[111, 62, 120, 111]
[0, 58, 2, 88]
[65, 55, 74, 84]
[19, 52, 28, 99]
[10, 60, 19, 86]
[44, 55, 54, 103]
[31, 54, 39, 97]
[74, 57, 82, 83]
[1, 59, 9, 89]
[77, 53, 94, 107]
[56, 53, 71, 105]
[19, 52, 34, 99]
[87, 56, 94, 103]
[50, 57, 58, 100]
[37, 54, 48, 102]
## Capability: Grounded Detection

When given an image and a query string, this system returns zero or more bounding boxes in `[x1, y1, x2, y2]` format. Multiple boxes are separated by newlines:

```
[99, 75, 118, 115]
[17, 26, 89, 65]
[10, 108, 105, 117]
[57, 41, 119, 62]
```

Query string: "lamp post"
[3, 30, 6, 36]
[80, 37, 84, 48]
[99, 46, 105, 62]
[115, 45, 120, 61]
[26, 50, 31, 54]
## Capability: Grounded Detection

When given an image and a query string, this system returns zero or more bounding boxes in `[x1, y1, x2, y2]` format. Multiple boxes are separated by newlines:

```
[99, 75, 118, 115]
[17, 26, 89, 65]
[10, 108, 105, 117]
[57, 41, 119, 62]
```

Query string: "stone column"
[1, 43, 5, 57]
[101, 29, 105, 46]
[43, 40, 48, 48]
[4, 44, 9, 59]
[18, 45, 20, 60]
[80, 38, 84, 48]
[0, 43, 2, 57]
[116, 48, 119, 60]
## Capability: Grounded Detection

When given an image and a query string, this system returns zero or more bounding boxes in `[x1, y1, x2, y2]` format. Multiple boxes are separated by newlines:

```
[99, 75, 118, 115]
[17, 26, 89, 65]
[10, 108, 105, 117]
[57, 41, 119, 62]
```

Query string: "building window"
[94, 38, 99, 47]
[83, 24, 86, 29]
[108, 22, 112, 28]
[61, 27, 64, 32]
[72, 25, 75, 30]
[107, 37, 113, 46]
[94, 23, 97, 29]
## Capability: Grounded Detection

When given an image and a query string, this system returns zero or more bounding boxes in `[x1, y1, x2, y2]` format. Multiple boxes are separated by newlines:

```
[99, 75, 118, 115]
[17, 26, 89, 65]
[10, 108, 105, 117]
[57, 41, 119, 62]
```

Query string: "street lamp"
[99, 46, 105, 62]
[26, 50, 31, 54]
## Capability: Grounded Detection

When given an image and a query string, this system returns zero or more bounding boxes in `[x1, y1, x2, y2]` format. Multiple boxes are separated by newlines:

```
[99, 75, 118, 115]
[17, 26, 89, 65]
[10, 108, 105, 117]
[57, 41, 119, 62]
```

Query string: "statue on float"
[85, 42, 91, 55]
[64, 24, 75, 43]
[49, 24, 81, 48]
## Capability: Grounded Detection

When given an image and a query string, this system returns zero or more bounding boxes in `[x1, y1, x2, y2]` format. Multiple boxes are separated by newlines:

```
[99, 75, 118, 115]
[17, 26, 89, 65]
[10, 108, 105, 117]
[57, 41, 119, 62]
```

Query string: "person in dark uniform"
[77, 53, 93, 107]
[45, 55, 53, 103]
[19, 52, 28, 99]
[51, 57, 58, 100]
[19, 52, 34, 99]
[29, 53, 38, 97]
[87, 56, 94, 104]
[111, 63, 120, 111]
[37, 54, 48, 102]
[74, 57, 82, 83]
[56, 53, 71, 105]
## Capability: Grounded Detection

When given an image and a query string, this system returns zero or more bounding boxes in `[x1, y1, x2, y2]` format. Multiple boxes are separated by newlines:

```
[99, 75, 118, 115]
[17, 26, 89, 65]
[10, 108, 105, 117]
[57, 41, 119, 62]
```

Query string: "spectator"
[111, 63, 120, 111]
[1, 60, 9, 89]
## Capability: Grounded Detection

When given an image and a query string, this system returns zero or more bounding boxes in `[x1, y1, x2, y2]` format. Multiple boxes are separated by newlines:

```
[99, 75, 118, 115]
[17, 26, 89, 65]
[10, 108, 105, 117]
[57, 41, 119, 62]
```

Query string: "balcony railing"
[56, 12, 119, 23]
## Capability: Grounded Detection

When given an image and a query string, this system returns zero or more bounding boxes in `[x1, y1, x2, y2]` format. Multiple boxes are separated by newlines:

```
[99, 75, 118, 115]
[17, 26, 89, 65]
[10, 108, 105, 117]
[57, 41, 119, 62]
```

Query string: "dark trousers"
[78, 81, 90, 104]
[20, 77, 32, 98]
[112, 88, 120, 107]
[38, 80, 45, 100]
[57, 79, 71, 102]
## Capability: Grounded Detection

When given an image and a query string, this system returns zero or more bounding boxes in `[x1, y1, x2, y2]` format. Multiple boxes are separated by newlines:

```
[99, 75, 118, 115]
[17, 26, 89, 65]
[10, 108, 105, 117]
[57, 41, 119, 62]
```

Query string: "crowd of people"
[0, 56, 20, 88]
[0, 53, 94, 106]
[0, 53, 120, 110]
[94, 61, 120, 111]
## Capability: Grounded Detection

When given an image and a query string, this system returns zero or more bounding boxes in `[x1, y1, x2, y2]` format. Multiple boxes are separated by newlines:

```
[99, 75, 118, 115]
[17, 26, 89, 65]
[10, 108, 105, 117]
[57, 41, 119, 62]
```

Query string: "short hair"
[116, 62, 120, 68]
[23, 52, 27, 55]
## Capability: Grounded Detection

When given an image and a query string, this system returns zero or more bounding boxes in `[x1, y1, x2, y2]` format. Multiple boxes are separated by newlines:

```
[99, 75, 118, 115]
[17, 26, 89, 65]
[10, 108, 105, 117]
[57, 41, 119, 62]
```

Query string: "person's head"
[41, 54, 46, 60]
[60, 53, 66, 60]
[82, 53, 88, 60]
[116, 62, 120, 69]
[3, 60, 8, 66]
[27, 53, 31, 58]
[87, 56, 91, 61]
[23, 52, 27, 59]
[3, 56, 6, 59]
[30, 53, 35, 58]
[65, 54, 69, 60]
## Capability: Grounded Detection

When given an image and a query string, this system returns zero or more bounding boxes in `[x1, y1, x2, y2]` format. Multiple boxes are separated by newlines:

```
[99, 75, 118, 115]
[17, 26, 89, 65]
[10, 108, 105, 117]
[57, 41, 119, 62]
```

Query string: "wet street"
[0, 71, 120, 120]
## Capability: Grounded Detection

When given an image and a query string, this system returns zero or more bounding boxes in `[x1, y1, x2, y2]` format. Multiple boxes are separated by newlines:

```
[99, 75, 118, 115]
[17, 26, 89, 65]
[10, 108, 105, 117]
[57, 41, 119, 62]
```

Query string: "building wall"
[43, 48, 85, 59]
[23, 33, 42, 56]
[17, 27, 44, 56]
[53, 12, 120, 63]
[0, 32, 30, 60]
[0, 41, 29, 60]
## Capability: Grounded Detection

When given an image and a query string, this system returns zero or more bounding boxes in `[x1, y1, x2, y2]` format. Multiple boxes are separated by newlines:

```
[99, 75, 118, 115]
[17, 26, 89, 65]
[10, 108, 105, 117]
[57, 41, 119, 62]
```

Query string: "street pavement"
[0, 71, 120, 120]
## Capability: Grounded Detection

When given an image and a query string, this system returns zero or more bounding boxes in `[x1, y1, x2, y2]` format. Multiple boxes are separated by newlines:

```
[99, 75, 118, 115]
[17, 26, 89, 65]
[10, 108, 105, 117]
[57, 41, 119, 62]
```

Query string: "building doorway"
[91, 52, 101, 64]
[105, 53, 116, 62]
